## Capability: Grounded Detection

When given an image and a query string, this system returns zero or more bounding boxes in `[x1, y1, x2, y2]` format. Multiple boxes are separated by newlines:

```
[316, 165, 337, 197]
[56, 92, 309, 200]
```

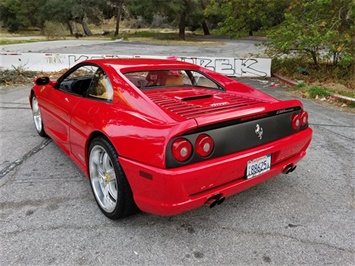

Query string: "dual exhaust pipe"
[283, 164, 297, 174]
[205, 194, 225, 208]
[205, 164, 297, 208]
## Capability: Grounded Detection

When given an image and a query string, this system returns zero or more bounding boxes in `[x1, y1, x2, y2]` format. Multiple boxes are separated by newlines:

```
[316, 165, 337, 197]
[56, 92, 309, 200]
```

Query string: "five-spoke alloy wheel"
[31, 94, 46, 137]
[88, 137, 138, 219]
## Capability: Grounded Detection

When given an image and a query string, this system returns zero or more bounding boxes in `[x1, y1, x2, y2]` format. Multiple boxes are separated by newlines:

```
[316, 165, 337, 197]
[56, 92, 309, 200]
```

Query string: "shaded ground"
[0, 81, 354, 265]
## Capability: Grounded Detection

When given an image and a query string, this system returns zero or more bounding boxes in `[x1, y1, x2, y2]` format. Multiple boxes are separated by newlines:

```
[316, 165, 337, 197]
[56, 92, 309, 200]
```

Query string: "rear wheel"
[88, 137, 138, 219]
[31, 94, 46, 137]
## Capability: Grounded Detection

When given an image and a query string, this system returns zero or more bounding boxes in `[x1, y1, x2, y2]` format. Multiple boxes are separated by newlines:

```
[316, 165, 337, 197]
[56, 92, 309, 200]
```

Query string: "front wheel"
[88, 137, 138, 219]
[31, 94, 46, 137]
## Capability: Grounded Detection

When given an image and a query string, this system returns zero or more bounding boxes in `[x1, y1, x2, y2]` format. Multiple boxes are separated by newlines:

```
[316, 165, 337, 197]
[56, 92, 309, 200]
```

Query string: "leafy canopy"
[205, 0, 288, 37]
[266, 0, 355, 68]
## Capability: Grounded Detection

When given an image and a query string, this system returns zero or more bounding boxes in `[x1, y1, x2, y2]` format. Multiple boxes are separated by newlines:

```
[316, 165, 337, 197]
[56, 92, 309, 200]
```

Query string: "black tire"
[31, 93, 47, 137]
[88, 137, 139, 219]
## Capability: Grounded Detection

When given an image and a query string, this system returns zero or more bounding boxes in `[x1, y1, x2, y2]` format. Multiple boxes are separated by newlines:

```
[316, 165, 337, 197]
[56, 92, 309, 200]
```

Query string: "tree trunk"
[249, 24, 253, 36]
[114, 0, 123, 36]
[178, 5, 187, 40]
[178, 24, 186, 40]
[350, 32, 355, 85]
[333, 52, 339, 66]
[76, 18, 93, 36]
[350, 49, 355, 87]
[202, 20, 210, 35]
[350, 63, 355, 81]
[38, 20, 45, 35]
[82, 21, 93, 36]
[67, 20, 74, 35]
[310, 50, 318, 66]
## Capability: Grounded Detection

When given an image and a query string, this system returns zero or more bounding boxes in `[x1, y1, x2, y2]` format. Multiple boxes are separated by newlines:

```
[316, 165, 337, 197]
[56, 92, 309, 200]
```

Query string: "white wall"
[0, 52, 271, 77]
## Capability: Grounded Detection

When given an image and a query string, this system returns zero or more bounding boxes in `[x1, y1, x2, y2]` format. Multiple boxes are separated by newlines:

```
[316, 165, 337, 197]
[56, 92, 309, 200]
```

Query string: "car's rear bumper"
[119, 128, 312, 216]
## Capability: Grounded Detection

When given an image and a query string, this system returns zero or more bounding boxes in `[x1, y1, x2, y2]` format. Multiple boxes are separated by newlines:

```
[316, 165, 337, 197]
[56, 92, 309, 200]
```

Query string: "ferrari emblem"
[255, 124, 263, 140]
[105, 173, 111, 182]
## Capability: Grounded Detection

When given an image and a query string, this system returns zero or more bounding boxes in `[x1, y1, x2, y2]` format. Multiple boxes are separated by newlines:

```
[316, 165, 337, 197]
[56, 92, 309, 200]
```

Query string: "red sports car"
[30, 58, 312, 219]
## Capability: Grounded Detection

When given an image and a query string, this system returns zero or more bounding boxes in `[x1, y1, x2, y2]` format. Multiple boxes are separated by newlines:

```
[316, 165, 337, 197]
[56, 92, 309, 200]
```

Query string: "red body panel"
[119, 128, 312, 215]
[30, 58, 313, 216]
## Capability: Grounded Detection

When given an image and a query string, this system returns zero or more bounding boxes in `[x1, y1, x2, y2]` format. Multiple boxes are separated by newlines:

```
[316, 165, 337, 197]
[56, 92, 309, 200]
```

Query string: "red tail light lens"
[195, 134, 214, 157]
[292, 113, 301, 130]
[300, 111, 308, 126]
[172, 138, 192, 162]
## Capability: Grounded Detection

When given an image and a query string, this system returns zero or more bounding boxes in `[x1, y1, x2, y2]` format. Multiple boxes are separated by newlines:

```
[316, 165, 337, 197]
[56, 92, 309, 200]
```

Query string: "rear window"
[123, 69, 222, 90]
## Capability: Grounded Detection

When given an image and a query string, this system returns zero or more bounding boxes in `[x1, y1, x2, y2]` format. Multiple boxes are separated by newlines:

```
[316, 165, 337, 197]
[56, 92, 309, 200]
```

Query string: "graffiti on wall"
[0, 52, 271, 77]
[179, 57, 268, 77]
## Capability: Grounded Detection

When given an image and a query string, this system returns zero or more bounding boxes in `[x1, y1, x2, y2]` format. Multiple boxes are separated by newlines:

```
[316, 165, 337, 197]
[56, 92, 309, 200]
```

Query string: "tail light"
[195, 134, 214, 157]
[172, 138, 192, 162]
[300, 111, 308, 126]
[292, 113, 301, 130]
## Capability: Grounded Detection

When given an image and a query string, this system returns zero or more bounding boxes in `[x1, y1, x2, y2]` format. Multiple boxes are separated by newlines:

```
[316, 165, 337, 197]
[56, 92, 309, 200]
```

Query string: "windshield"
[123, 69, 223, 90]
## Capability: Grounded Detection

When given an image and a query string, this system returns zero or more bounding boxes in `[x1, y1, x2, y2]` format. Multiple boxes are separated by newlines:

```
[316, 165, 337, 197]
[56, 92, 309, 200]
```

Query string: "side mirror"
[35, 77, 50, 85]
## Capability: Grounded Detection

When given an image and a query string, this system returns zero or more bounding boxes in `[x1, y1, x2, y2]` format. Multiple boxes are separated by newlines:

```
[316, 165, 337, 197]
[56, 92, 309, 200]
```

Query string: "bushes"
[0, 69, 37, 86]
[43, 21, 67, 40]
[272, 57, 354, 90]
[273, 57, 355, 104]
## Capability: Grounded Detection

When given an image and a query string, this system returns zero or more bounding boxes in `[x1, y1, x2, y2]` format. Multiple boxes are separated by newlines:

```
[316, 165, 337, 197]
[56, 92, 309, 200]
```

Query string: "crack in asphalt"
[310, 123, 355, 141]
[310, 123, 355, 128]
[219, 226, 355, 254]
[2, 222, 354, 255]
[0, 101, 29, 105]
[0, 196, 90, 210]
[0, 138, 52, 179]
[0, 106, 31, 110]
[311, 123, 355, 207]
[0, 102, 30, 110]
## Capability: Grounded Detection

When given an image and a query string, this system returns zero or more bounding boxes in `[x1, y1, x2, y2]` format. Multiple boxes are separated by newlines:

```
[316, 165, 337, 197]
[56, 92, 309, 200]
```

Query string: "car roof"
[85, 58, 199, 72]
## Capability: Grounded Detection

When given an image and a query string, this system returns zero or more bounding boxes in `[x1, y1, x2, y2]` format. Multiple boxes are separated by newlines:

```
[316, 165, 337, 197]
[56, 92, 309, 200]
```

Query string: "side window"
[192, 71, 220, 89]
[59, 65, 98, 96]
[88, 69, 113, 101]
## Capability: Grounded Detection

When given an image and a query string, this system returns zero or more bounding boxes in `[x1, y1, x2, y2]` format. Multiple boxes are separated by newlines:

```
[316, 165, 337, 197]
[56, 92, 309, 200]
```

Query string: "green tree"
[0, 2, 19, 32]
[113, 0, 124, 36]
[0, 0, 107, 35]
[42, 0, 111, 36]
[205, 0, 288, 37]
[188, 0, 211, 35]
[126, 0, 204, 40]
[266, 0, 355, 72]
[0, 0, 47, 32]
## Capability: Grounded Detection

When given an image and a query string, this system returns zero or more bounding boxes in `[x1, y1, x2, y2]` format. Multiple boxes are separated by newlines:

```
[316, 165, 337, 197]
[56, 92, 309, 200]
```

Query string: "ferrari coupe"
[30, 58, 312, 219]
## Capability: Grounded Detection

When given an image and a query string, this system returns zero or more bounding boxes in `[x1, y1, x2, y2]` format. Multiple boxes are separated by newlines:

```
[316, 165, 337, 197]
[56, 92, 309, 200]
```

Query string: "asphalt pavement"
[0, 41, 354, 265]
[0, 38, 266, 58]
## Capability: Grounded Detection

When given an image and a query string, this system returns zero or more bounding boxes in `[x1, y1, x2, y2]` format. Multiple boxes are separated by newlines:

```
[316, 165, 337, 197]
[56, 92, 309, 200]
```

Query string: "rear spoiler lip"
[193, 99, 304, 127]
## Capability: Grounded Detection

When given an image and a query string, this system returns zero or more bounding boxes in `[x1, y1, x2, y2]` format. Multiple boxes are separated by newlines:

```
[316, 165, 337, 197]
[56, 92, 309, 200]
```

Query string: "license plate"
[246, 154, 271, 179]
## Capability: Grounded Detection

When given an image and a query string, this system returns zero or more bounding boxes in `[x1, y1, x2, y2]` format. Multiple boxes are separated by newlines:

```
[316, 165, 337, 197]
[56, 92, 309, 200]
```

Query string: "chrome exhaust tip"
[205, 194, 225, 208]
[205, 198, 218, 208]
[283, 164, 297, 174]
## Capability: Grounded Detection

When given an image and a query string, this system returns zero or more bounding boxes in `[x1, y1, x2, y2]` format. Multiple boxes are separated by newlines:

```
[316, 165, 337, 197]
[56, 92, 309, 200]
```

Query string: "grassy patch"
[291, 83, 354, 98]
[272, 57, 354, 90]
[0, 39, 44, 45]
[273, 57, 355, 106]
[338, 91, 355, 98]
[289, 83, 355, 108]
[307, 86, 333, 98]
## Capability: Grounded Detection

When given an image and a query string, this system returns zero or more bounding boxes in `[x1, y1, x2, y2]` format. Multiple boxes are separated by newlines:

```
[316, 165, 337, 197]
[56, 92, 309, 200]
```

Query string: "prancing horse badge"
[255, 124, 263, 140]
